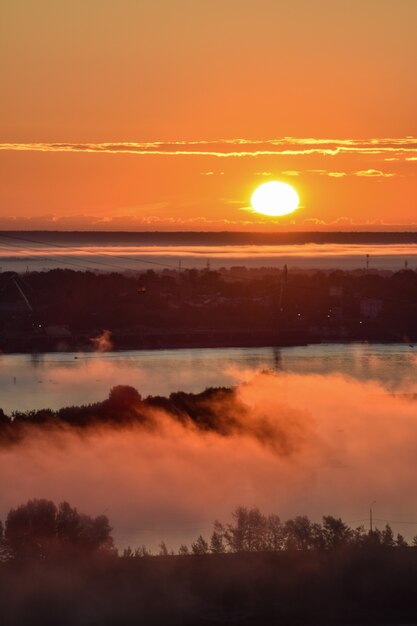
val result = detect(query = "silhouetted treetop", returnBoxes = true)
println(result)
[108,385,142,408]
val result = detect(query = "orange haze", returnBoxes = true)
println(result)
[2,371,417,550]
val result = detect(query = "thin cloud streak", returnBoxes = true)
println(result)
[1,137,417,159]
[355,169,397,178]
[284,169,393,178]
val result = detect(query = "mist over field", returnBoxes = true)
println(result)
[2,370,417,550]
[2,239,417,271]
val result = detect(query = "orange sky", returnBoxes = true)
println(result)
[1,0,416,231]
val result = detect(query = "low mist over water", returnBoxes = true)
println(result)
[1,343,417,414]
[2,368,417,551]
[1,232,417,271]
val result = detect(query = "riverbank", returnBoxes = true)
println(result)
[1,329,309,354]
[0,327,407,354]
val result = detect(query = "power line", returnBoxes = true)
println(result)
[0,232,255,281]
[0,236,150,273]
[0,232,189,273]
[374,518,417,525]
[5,232,401,295]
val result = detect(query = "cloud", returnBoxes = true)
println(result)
[355,169,396,178]
[280,169,387,179]
[302,218,326,226]
[306,169,348,177]
[327,171,347,178]
[2,214,417,235]
[1,137,417,159]
[330,217,354,226]
[0,213,286,231]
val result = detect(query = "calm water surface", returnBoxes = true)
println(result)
[0,343,415,414]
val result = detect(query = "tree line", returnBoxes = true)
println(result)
[0,384,245,443]
[1,500,415,562]
[3,267,417,341]
[125,505,412,558]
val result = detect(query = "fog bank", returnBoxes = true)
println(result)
[1,371,417,548]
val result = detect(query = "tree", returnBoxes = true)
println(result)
[134,545,152,557]
[77,514,114,553]
[0,408,10,427]
[108,386,142,409]
[224,507,268,552]
[158,541,169,556]
[5,499,114,560]
[366,528,382,546]
[178,544,189,555]
[210,530,226,554]
[351,525,367,547]
[265,514,285,552]
[246,507,268,551]
[0,520,11,562]
[191,535,209,555]
[5,499,57,560]
[284,516,317,551]
[381,524,395,547]
[396,533,408,547]
[123,546,134,558]
[57,502,114,554]
[224,507,247,552]
[322,516,352,550]
[56,501,82,545]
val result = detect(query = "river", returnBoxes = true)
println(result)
[1,342,416,414]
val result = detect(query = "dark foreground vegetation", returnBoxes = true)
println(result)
[2,501,417,625]
[2,266,417,351]
[4,548,417,625]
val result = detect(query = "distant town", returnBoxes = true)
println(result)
[1,265,417,352]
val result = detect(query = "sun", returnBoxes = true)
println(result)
[251,181,299,217]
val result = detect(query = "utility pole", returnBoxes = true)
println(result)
[366,254,370,273]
